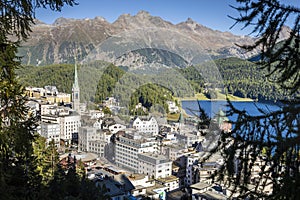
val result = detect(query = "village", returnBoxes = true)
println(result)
[23,63,273,200]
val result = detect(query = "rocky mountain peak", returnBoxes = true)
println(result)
[53,17,76,26]
[186,17,197,24]
[94,16,108,22]
[278,25,292,41]
[136,10,151,18]
[113,11,173,29]
[20,10,260,65]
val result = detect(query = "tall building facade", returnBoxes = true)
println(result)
[115,129,158,172]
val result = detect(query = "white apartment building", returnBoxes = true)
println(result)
[40,122,60,147]
[59,113,81,143]
[41,109,81,145]
[186,152,201,185]
[132,116,159,136]
[41,104,57,116]
[129,174,169,199]
[115,129,158,172]
[137,153,172,179]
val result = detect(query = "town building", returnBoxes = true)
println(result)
[58,111,81,144]
[138,153,172,179]
[78,126,111,157]
[108,123,126,134]
[175,129,202,148]
[41,108,81,145]
[25,86,71,104]
[166,101,179,113]
[190,182,227,200]
[115,129,158,172]
[129,174,169,200]
[132,116,159,136]
[185,152,223,186]
[78,127,99,152]
[155,175,179,192]
[40,122,60,147]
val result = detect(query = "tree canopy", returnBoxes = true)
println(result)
[212,1,300,199]
[0,1,108,199]
[0,0,77,39]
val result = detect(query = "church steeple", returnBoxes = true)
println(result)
[74,57,79,89]
[72,57,80,113]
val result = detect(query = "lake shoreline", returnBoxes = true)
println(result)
[175,93,254,102]
[181,100,282,120]
[176,95,255,102]
[180,98,254,102]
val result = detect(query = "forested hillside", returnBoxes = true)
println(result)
[177,57,293,100]
[129,83,173,115]
[213,57,291,100]
[16,57,294,109]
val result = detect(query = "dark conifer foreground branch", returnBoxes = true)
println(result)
[211,0,300,199]
[229,0,300,93]
[0,1,110,199]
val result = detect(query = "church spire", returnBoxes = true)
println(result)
[74,56,79,89]
[72,55,80,113]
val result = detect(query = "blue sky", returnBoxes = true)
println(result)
[35,0,298,35]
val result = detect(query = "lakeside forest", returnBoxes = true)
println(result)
[17,57,296,112]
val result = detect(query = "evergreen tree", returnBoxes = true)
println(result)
[0,30,42,199]
[213,1,300,199]
[0,0,76,199]
[33,135,59,184]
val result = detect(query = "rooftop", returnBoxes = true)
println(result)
[59,152,98,162]
[156,175,178,183]
[127,173,147,181]
[190,182,210,190]
[194,190,227,200]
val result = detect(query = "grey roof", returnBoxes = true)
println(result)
[190,182,210,190]
[167,189,186,200]
[96,174,135,197]
[194,191,227,200]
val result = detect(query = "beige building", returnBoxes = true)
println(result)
[25,86,71,103]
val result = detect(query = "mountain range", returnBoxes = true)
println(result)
[19,10,290,66]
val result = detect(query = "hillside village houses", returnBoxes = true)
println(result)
[23,61,274,199]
